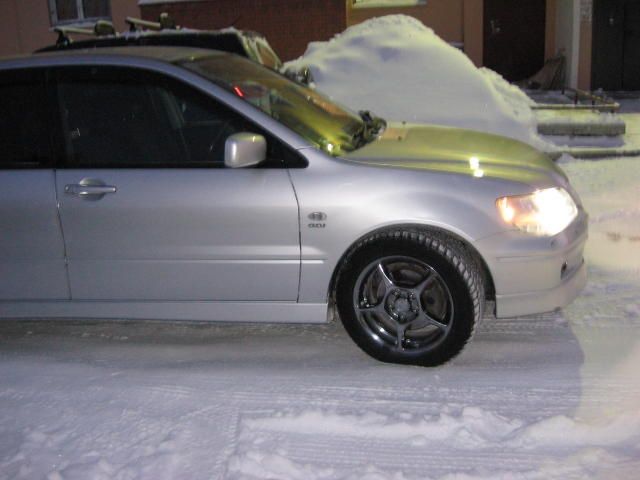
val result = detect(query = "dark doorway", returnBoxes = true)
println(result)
[623,0,640,89]
[483,0,547,82]
[592,0,640,91]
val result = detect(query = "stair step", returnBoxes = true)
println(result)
[536,110,626,136]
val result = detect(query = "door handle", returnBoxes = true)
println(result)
[64,183,117,197]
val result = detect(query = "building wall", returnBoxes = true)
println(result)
[545,0,557,59]
[0,0,139,57]
[112,0,143,32]
[577,0,592,90]
[0,0,52,56]
[462,0,483,67]
[545,0,592,89]
[140,0,347,61]
[0,0,22,57]
[347,0,463,43]
[554,0,577,86]
[346,0,484,67]
[1,0,596,90]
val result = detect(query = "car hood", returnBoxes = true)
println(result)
[341,123,565,185]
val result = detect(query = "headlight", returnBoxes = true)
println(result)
[496,187,578,236]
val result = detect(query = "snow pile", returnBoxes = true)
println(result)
[239,407,524,447]
[228,448,635,480]
[515,410,640,448]
[561,156,640,271]
[285,15,551,151]
[227,406,640,479]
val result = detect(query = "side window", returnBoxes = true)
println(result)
[167,79,258,165]
[57,68,183,167]
[0,70,52,168]
[171,83,307,168]
[55,66,305,168]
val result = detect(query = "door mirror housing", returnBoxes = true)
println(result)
[224,133,267,168]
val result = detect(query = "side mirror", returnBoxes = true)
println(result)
[224,133,267,168]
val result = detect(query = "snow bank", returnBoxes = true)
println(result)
[285,15,551,151]
[240,407,524,448]
[561,157,640,271]
[228,406,640,479]
[235,406,640,451]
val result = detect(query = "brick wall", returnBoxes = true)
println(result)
[140,0,347,61]
[347,0,464,43]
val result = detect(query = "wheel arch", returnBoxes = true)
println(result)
[327,224,496,306]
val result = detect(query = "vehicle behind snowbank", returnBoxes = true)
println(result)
[37,14,283,71]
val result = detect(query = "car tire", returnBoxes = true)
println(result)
[335,229,484,367]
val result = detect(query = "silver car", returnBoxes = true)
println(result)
[0,47,587,366]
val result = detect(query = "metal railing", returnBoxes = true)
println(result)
[531,88,619,113]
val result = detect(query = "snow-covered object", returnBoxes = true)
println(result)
[285,15,552,151]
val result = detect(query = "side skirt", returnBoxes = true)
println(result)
[0,301,328,324]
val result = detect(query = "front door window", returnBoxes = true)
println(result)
[56,67,277,168]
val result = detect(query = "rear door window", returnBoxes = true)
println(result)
[0,69,53,168]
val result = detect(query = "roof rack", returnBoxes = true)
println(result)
[54,19,117,46]
[125,13,178,32]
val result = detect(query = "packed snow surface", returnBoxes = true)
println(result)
[285,15,551,151]
[1,156,640,478]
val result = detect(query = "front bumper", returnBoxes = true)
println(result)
[494,258,586,318]
[474,210,588,318]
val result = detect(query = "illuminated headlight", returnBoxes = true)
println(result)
[496,187,578,236]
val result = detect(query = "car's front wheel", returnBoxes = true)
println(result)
[336,229,484,366]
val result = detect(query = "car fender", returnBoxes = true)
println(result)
[289,153,511,303]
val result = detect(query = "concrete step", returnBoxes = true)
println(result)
[544,112,640,158]
[536,110,626,136]
[555,146,640,159]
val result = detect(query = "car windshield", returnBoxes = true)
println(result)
[181,55,366,155]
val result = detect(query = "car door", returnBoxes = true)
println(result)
[53,65,301,301]
[0,68,70,300]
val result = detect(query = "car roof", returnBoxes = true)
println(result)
[0,46,226,67]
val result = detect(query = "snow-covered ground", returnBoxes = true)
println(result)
[285,15,552,152]
[1,156,639,480]
[616,97,640,114]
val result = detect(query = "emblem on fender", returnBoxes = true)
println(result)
[308,212,327,228]
[308,212,327,221]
